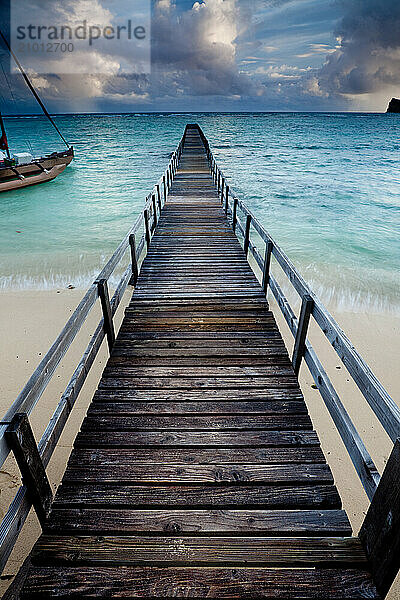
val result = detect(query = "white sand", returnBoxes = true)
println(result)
[0,288,399,597]
[0,288,131,595]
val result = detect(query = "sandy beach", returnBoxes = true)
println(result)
[0,288,132,596]
[0,288,399,597]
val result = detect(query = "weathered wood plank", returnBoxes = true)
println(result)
[31,536,366,567]
[92,389,304,402]
[98,376,300,390]
[74,430,320,448]
[102,366,295,378]
[45,509,351,535]
[80,414,312,431]
[21,566,379,599]
[53,483,341,509]
[87,400,307,415]
[115,333,283,346]
[106,356,290,367]
[66,446,324,465]
[63,462,332,484]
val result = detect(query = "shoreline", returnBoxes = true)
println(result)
[0,288,399,597]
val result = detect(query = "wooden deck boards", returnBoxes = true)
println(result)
[19,126,379,598]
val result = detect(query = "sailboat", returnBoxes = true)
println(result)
[0,30,73,192]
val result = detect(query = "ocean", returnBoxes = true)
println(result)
[0,113,399,314]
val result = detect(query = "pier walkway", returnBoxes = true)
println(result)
[7,126,394,598]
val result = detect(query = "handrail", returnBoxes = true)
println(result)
[200,125,398,503]
[0,130,185,574]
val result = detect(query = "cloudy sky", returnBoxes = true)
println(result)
[0,0,399,112]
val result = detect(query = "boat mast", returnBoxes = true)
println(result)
[0,29,70,149]
[0,111,11,159]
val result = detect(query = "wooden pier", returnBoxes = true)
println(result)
[3,125,400,598]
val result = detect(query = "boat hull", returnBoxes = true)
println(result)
[0,164,67,192]
[0,148,73,183]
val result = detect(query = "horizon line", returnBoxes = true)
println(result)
[3,109,389,117]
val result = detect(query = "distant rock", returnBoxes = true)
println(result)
[387,98,400,113]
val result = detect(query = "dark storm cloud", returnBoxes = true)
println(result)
[151,0,254,98]
[317,0,400,96]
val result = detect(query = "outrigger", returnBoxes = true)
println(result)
[0,29,73,192]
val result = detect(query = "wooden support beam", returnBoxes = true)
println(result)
[220,177,225,204]
[225,185,229,215]
[360,439,400,598]
[5,413,52,527]
[156,184,161,211]
[243,214,251,256]
[129,234,138,286]
[144,209,151,249]
[152,194,158,228]
[232,198,238,232]
[262,240,273,294]
[292,295,314,375]
[97,279,115,352]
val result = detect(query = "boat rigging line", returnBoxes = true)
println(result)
[0,28,70,149]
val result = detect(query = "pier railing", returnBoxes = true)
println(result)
[199,125,400,597]
[0,135,184,575]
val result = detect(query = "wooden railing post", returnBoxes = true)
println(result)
[5,413,52,527]
[97,278,115,352]
[163,175,167,200]
[262,240,273,294]
[156,184,161,211]
[220,177,225,204]
[232,198,238,232]
[243,215,251,256]
[292,294,314,375]
[217,172,221,194]
[144,209,151,249]
[129,234,138,286]
[360,439,400,598]
[152,194,158,228]
[224,185,229,215]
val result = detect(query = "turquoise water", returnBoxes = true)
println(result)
[0,113,399,314]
